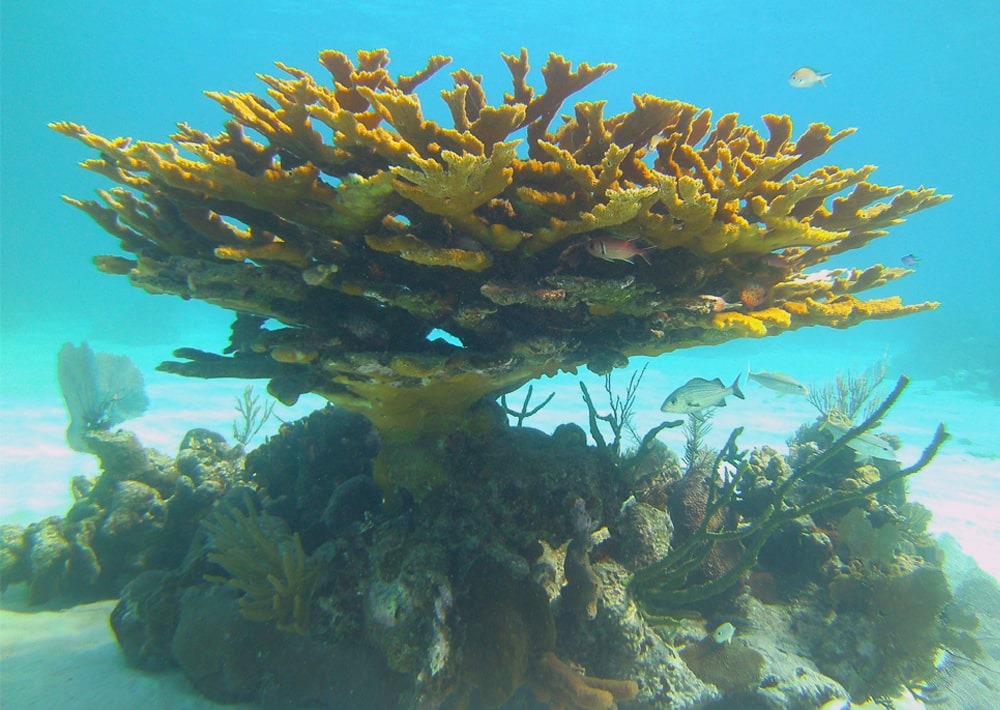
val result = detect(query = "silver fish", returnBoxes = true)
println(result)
[660,375,745,413]
[820,416,898,462]
[788,67,832,88]
[747,367,809,396]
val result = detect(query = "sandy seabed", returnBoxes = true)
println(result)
[0,589,239,710]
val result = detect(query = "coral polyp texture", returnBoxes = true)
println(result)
[54,48,946,490]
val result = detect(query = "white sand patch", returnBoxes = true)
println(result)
[0,590,239,709]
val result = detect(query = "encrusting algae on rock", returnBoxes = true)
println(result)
[53,48,947,494]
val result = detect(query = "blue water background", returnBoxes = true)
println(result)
[2,2,998,531]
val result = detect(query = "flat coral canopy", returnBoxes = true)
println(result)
[54,49,946,436]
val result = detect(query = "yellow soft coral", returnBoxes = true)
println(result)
[365,234,493,271]
[713,312,768,336]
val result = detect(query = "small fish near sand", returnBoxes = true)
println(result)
[820,414,899,462]
[901,253,922,268]
[585,236,655,265]
[788,67,831,88]
[660,375,745,414]
[747,367,809,396]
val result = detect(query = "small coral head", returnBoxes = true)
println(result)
[739,280,768,309]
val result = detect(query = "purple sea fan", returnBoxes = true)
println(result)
[57,341,149,452]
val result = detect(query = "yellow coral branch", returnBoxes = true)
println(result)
[392,141,519,220]
[365,233,493,271]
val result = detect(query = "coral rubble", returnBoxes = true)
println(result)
[54,48,946,492]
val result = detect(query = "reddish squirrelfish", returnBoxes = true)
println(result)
[585,237,654,265]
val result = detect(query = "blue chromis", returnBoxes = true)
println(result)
[660,375,745,414]
[788,67,832,88]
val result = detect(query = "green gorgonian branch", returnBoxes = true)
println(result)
[232,385,276,448]
[500,384,555,427]
[629,375,949,616]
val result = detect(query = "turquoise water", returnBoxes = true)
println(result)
[2,0,998,546]
[3,0,997,342]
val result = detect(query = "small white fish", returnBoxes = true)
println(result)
[660,375,745,414]
[712,622,736,644]
[820,415,898,462]
[747,367,809,396]
[788,67,832,88]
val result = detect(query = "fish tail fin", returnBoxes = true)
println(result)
[819,73,831,87]
[731,375,745,400]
